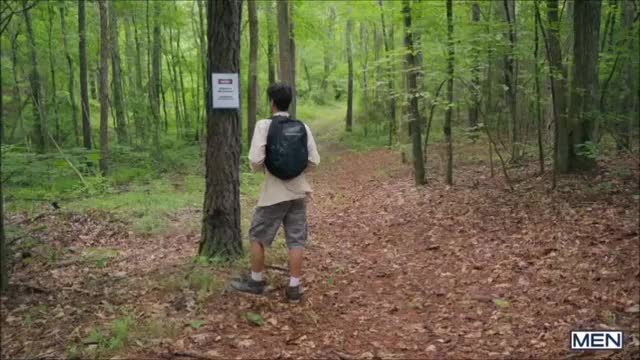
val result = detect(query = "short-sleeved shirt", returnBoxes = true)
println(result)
[248,111,320,207]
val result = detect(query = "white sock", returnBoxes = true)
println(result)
[289,277,300,287]
[251,271,263,282]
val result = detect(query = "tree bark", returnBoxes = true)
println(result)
[568,0,601,171]
[176,28,191,136]
[621,0,637,150]
[98,0,109,175]
[200,0,243,260]
[248,0,258,145]
[24,3,48,153]
[500,0,519,161]
[59,3,79,146]
[266,1,275,85]
[150,1,162,150]
[322,7,336,92]
[534,0,544,174]
[378,0,396,146]
[403,0,426,185]
[79,0,92,150]
[0,33,7,294]
[346,18,353,132]
[542,0,569,174]
[277,0,295,117]
[47,5,61,143]
[108,0,127,145]
[444,0,454,185]
[469,2,480,129]
[360,22,369,135]
[131,15,146,144]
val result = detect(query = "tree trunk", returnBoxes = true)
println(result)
[150,2,162,150]
[403,0,426,185]
[378,0,396,146]
[444,0,454,185]
[24,4,48,153]
[197,0,207,141]
[322,7,336,92]
[131,15,146,144]
[500,0,519,161]
[47,5,61,143]
[9,30,25,143]
[200,0,243,260]
[59,3,80,146]
[108,0,128,145]
[542,0,569,175]
[176,29,191,136]
[360,22,369,135]
[266,1,275,84]
[469,2,480,129]
[98,0,109,175]
[621,0,637,150]
[0,36,7,294]
[568,0,601,171]
[346,18,353,132]
[277,0,295,117]
[289,1,296,115]
[534,0,544,174]
[168,28,183,138]
[79,0,92,150]
[248,0,258,145]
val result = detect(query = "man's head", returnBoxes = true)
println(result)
[267,83,292,113]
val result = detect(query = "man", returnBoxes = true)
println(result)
[231,83,320,303]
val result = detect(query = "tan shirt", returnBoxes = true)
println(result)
[249,112,320,207]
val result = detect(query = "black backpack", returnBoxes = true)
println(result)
[265,115,308,180]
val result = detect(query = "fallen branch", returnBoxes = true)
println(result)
[172,351,217,360]
[266,265,288,272]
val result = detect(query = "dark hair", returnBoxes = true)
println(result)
[267,83,292,111]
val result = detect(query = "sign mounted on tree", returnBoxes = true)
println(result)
[212,73,240,109]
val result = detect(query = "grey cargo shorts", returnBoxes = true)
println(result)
[249,198,307,249]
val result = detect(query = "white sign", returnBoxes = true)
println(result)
[212,73,239,109]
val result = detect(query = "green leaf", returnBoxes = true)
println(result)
[245,311,264,326]
[493,299,510,308]
[189,320,205,329]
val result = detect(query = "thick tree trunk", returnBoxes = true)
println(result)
[403,0,426,185]
[469,2,480,128]
[59,3,80,146]
[568,0,601,171]
[24,4,48,153]
[346,18,353,132]
[200,0,243,260]
[98,0,109,175]
[79,0,92,150]
[108,0,128,145]
[444,0,454,185]
[248,0,258,145]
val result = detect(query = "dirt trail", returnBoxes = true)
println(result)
[165,149,639,359]
[2,145,639,359]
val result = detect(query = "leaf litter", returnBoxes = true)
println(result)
[1,148,639,359]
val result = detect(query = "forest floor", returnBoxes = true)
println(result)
[1,124,640,359]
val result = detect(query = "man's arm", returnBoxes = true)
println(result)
[248,121,267,172]
[306,125,320,169]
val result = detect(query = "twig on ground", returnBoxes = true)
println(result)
[172,351,217,360]
[266,265,288,272]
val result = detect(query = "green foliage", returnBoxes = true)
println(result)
[189,319,205,330]
[575,141,601,161]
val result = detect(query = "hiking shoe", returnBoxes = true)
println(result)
[285,285,302,303]
[230,275,266,295]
